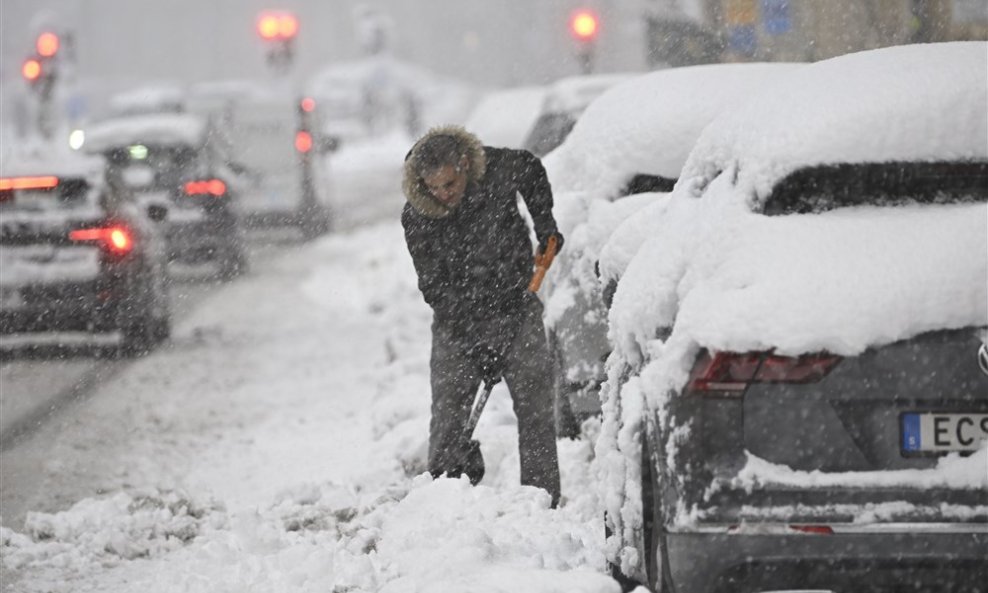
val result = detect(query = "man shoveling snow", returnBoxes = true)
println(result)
[401,126,564,507]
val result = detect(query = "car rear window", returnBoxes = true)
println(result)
[107,145,199,192]
[762,161,988,215]
[523,113,577,157]
[0,178,91,212]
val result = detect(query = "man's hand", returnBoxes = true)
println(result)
[468,343,504,383]
[538,232,564,256]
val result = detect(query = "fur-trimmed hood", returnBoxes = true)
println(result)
[402,125,487,219]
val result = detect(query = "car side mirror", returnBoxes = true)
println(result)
[318,135,341,153]
[147,204,168,222]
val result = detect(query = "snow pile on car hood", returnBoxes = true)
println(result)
[597,194,676,285]
[543,62,804,198]
[545,192,663,326]
[681,42,988,208]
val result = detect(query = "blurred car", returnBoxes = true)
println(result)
[188,81,337,238]
[0,156,171,354]
[540,63,802,436]
[83,111,249,278]
[522,73,634,157]
[603,42,988,592]
[464,85,547,149]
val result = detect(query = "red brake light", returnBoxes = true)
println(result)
[687,350,841,395]
[0,176,59,191]
[789,525,834,535]
[70,225,134,255]
[728,524,834,535]
[184,179,226,197]
[295,130,313,153]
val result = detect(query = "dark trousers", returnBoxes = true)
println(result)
[428,295,561,507]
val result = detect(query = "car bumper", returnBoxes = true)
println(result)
[0,280,121,332]
[666,524,988,593]
[164,217,241,263]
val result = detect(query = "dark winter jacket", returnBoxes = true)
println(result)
[401,126,559,343]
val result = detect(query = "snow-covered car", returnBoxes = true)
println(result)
[541,63,803,436]
[602,42,988,592]
[0,156,171,354]
[84,112,248,278]
[464,85,547,149]
[523,73,634,157]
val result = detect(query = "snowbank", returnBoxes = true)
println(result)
[1,220,616,592]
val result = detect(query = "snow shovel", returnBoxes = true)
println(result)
[451,235,560,483]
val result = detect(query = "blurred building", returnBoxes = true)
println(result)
[645,0,988,65]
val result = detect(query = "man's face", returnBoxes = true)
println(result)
[423,160,468,209]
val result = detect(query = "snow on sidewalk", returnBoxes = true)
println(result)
[1,222,616,593]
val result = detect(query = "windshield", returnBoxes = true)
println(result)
[763,161,988,215]
[106,145,201,193]
[522,113,576,157]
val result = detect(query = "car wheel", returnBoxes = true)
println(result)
[118,297,156,357]
[117,267,166,356]
[299,207,331,240]
[152,313,171,344]
[217,247,248,281]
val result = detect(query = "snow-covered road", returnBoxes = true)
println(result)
[0,135,619,592]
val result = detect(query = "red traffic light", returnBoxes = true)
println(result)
[294,130,313,153]
[570,9,599,42]
[22,58,43,82]
[36,32,60,57]
[300,97,316,113]
[257,11,298,40]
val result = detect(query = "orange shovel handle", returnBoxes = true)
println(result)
[528,235,558,293]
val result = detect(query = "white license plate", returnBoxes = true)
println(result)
[901,413,988,453]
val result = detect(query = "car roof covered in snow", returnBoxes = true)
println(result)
[465,85,548,149]
[0,151,104,181]
[681,41,988,207]
[544,62,804,197]
[108,84,187,116]
[83,113,208,153]
[540,72,636,115]
[609,43,988,362]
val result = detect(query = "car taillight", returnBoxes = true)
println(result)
[0,176,59,191]
[686,350,841,396]
[69,225,134,255]
[728,524,834,535]
[184,179,226,197]
[295,130,313,153]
